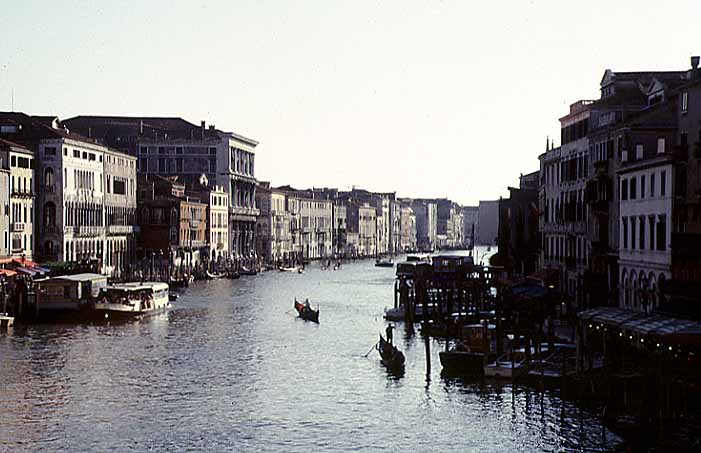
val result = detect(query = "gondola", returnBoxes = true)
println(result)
[294,299,319,323]
[377,334,405,371]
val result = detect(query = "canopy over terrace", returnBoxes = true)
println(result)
[579,307,701,349]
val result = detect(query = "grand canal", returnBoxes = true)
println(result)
[0,251,621,452]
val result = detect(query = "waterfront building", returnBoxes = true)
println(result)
[0,147,10,258]
[62,116,260,261]
[256,182,292,263]
[189,178,229,266]
[477,200,499,246]
[0,138,34,259]
[584,68,687,308]
[103,148,137,278]
[345,201,377,257]
[540,100,592,306]
[495,172,540,276]
[411,199,437,252]
[389,198,401,255]
[332,202,348,257]
[137,175,208,278]
[462,206,479,249]
[666,57,701,311]
[399,203,417,252]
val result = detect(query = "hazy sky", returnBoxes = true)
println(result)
[1,1,699,205]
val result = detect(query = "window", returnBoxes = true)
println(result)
[44,168,54,188]
[630,177,637,200]
[89,153,96,161]
[650,173,655,197]
[208,147,217,155]
[621,178,628,200]
[630,217,636,250]
[657,138,665,154]
[622,218,628,249]
[73,150,80,158]
[657,215,666,250]
[158,147,166,155]
[661,171,666,196]
[113,179,126,195]
[10,156,16,167]
[140,146,148,154]
[649,217,655,250]
[640,175,645,199]
[639,218,645,250]
[139,158,147,172]
[682,91,689,113]
[636,144,644,160]
[82,152,87,159]
[176,147,183,155]
[63,148,68,156]
[176,158,183,172]
[158,158,166,172]
[44,147,57,156]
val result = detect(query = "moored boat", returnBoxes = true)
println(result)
[375,257,394,267]
[294,299,319,323]
[91,282,171,321]
[240,267,257,276]
[440,323,497,375]
[377,334,405,371]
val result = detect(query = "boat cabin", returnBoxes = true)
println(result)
[37,273,108,312]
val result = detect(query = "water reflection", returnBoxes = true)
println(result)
[0,251,620,452]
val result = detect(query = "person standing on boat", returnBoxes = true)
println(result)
[386,324,394,345]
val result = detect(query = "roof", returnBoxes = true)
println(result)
[0,137,31,152]
[107,282,169,291]
[45,273,107,282]
[578,306,701,339]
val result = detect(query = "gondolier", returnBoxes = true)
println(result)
[386,324,394,345]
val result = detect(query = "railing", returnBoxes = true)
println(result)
[43,226,57,234]
[11,223,24,232]
[229,206,260,217]
[76,226,104,237]
[106,225,137,235]
[44,185,56,193]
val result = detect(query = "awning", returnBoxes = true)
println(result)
[16,267,37,276]
[32,266,50,274]
[579,306,701,339]
[0,269,17,276]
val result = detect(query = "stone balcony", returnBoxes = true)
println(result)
[11,223,24,232]
[106,225,138,235]
[229,206,260,218]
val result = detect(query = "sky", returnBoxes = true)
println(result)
[1,0,699,205]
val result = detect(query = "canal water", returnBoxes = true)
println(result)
[0,250,621,452]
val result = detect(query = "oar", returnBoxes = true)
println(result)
[363,341,379,357]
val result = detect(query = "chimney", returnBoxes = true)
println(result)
[692,56,700,70]
[200,120,205,140]
[209,124,215,131]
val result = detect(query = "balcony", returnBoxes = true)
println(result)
[11,189,34,199]
[74,226,103,237]
[44,185,56,194]
[229,206,260,218]
[43,226,57,234]
[106,225,137,235]
[11,223,24,232]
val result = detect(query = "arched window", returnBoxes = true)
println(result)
[44,167,54,188]
[43,202,56,227]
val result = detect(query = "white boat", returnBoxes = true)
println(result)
[279,266,302,273]
[484,351,528,379]
[92,282,171,321]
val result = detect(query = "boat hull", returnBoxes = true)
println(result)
[439,351,491,374]
[294,301,319,323]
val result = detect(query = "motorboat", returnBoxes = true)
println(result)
[91,282,171,321]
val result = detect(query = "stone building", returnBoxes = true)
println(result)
[412,199,437,252]
[103,148,137,278]
[62,116,259,261]
[540,100,592,306]
[0,138,34,259]
[665,56,701,311]
[256,182,291,263]
[137,175,208,278]
[0,148,10,258]
[399,202,417,252]
[477,200,499,246]
[462,206,479,249]
[584,68,687,308]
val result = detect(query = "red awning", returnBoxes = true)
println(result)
[0,269,17,276]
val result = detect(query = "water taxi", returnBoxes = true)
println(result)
[92,282,171,321]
